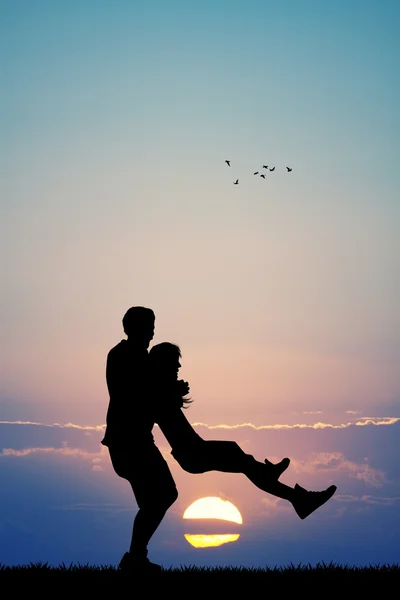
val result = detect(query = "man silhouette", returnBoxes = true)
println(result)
[101,306,188,573]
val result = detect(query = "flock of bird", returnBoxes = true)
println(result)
[225,160,292,185]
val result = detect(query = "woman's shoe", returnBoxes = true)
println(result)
[292,484,337,519]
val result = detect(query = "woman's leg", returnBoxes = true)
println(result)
[173,440,336,518]
[201,440,289,480]
[173,440,289,479]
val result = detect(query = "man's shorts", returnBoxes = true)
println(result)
[108,442,178,508]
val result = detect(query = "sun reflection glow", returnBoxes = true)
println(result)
[184,534,240,548]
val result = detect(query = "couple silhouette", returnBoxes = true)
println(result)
[101,306,337,574]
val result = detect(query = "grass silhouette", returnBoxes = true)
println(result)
[1,561,398,592]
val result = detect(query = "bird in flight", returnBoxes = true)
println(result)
[225,160,231,166]
[233,179,239,185]
[286,167,292,172]
[269,166,275,171]
[253,171,259,175]
[260,174,265,179]
[262,165,268,169]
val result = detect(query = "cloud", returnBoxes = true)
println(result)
[1,418,399,479]
[260,495,292,518]
[0,444,111,477]
[0,420,105,431]
[0,421,104,453]
[331,493,400,513]
[55,503,132,512]
[360,495,400,506]
[1,418,399,502]
[1,415,398,436]
[192,417,399,430]
[284,451,386,487]
[0,447,96,457]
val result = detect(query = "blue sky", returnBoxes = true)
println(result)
[1,0,399,568]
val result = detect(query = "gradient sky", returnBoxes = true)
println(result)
[1,0,399,568]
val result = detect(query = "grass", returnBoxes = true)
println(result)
[1,561,399,592]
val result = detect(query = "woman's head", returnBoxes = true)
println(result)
[149,342,192,408]
[149,342,181,380]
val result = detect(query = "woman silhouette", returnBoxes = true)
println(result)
[150,342,337,520]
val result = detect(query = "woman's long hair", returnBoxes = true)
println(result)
[149,342,193,409]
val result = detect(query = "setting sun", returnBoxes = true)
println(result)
[183,497,243,524]
[183,497,242,548]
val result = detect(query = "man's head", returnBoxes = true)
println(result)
[122,306,155,348]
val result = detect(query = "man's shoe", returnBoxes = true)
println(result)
[265,457,290,479]
[118,552,162,574]
[292,484,337,520]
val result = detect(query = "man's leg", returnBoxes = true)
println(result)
[123,445,178,572]
[109,445,178,572]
